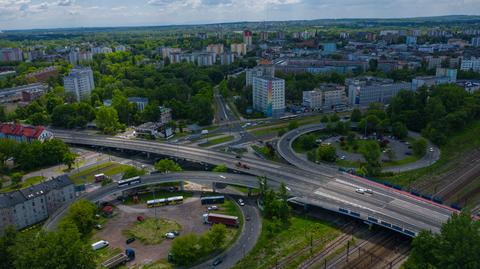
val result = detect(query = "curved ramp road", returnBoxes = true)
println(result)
[53,130,456,235]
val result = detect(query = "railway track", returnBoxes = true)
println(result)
[273,220,357,269]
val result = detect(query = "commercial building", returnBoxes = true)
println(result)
[0,48,23,62]
[303,84,347,111]
[411,68,457,91]
[347,77,411,107]
[243,30,253,47]
[0,175,75,231]
[461,57,480,72]
[0,83,48,104]
[252,76,285,118]
[63,67,95,102]
[0,123,53,143]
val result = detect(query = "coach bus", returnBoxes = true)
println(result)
[117,176,141,187]
[201,195,225,205]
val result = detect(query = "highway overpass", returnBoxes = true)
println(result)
[54,130,458,236]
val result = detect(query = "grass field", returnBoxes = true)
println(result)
[0,176,45,192]
[250,126,286,136]
[381,120,480,187]
[123,218,181,245]
[251,145,280,161]
[199,135,234,147]
[69,162,132,184]
[232,215,339,269]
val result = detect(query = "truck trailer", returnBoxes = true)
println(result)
[203,213,239,227]
[101,249,135,269]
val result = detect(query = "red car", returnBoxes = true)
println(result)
[137,216,145,222]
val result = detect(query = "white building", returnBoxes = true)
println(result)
[246,61,275,86]
[303,84,347,111]
[230,43,247,56]
[91,46,113,55]
[252,76,285,118]
[63,67,95,102]
[461,57,480,72]
[347,77,411,107]
[471,37,480,47]
[195,52,216,66]
[68,51,93,65]
[206,44,224,55]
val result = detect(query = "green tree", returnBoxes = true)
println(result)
[351,108,362,122]
[316,144,337,162]
[170,234,201,266]
[62,199,97,237]
[0,226,17,269]
[412,138,428,157]
[288,120,299,131]
[154,159,182,173]
[10,172,23,186]
[122,167,146,179]
[320,115,329,123]
[330,113,340,122]
[96,106,121,134]
[299,134,316,150]
[405,210,480,269]
[207,224,227,247]
[361,141,382,176]
[392,122,408,139]
[63,152,77,170]
[212,164,228,173]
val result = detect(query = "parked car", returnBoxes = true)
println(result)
[212,257,223,266]
[238,199,245,206]
[126,238,136,244]
[165,232,176,239]
[208,205,219,211]
[137,216,145,222]
[170,231,180,236]
[94,224,103,230]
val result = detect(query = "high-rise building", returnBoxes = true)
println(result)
[252,77,285,118]
[246,60,275,86]
[461,57,480,72]
[471,37,480,47]
[253,76,285,118]
[206,44,224,55]
[243,30,253,46]
[219,53,235,66]
[230,43,247,56]
[260,31,269,41]
[63,67,95,102]
[91,46,113,55]
[68,51,93,65]
[302,84,347,111]
[195,52,216,66]
[0,48,23,62]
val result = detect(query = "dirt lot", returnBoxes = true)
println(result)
[93,194,211,267]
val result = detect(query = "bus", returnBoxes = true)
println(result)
[117,176,141,187]
[201,195,225,205]
[146,196,184,208]
[147,198,167,208]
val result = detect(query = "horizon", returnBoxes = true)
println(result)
[1,0,480,31]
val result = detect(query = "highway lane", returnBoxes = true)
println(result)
[54,130,455,234]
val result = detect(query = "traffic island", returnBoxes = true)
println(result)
[123,218,181,245]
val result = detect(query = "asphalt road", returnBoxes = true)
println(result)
[53,129,456,234]
[193,197,261,269]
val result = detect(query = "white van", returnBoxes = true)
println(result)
[91,240,109,250]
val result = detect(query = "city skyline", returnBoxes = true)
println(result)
[1,0,480,30]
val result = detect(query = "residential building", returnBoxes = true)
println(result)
[457,80,480,94]
[63,67,95,102]
[0,175,75,231]
[231,43,247,56]
[115,45,127,52]
[246,60,275,86]
[197,32,208,40]
[195,52,216,66]
[0,48,23,62]
[471,37,480,47]
[447,38,468,48]
[206,44,224,55]
[91,46,113,55]
[411,68,456,90]
[406,36,417,45]
[127,97,149,112]
[252,76,285,118]
[157,47,182,60]
[168,52,195,64]
[0,83,48,104]
[461,57,480,72]
[219,53,235,65]
[68,51,93,64]
[339,32,350,39]
[260,31,269,41]
[322,43,337,54]
[435,68,457,83]
[25,66,59,83]
[303,84,347,111]
[243,30,253,47]
[347,77,411,107]
[0,123,53,143]
[276,31,285,40]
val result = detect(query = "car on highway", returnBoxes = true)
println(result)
[219,175,226,179]
[165,232,176,239]
[238,198,245,206]
[245,215,251,221]
[365,189,373,194]
[208,205,219,211]
[126,237,135,244]
[355,188,366,194]
[212,257,223,266]
[340,155,346,160]
[235,155,242,159]
[429,147,434,152]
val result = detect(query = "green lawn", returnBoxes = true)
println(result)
[230,185,259,195]
[123,218,181,245]
[250,126,286,136]
[232,215,339,269]
[0,176,45,192]
[199,135,234,147]
[382,155,420,167]
[251,145,280,161]
[69,162,132,184]
[381,120,480,188]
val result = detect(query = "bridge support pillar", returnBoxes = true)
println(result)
[146,152,150,159]
[212,182,217,193]
[179,181,184,191]
[304,203,309,212]
[248,187,252,197]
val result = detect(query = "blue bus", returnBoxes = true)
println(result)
[201,195,225,205]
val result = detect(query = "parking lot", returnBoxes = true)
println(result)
[93,195,211,266]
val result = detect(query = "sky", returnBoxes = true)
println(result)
[1,0,480,30]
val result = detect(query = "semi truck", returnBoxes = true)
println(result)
[203,213,239,227]
[101,249,135,269]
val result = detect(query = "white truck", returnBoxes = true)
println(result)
[91,240,109,251]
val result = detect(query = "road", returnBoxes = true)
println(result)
[193,197,261,269]
[54,129,457,235]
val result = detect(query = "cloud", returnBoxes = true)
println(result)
[56,0,74,6]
